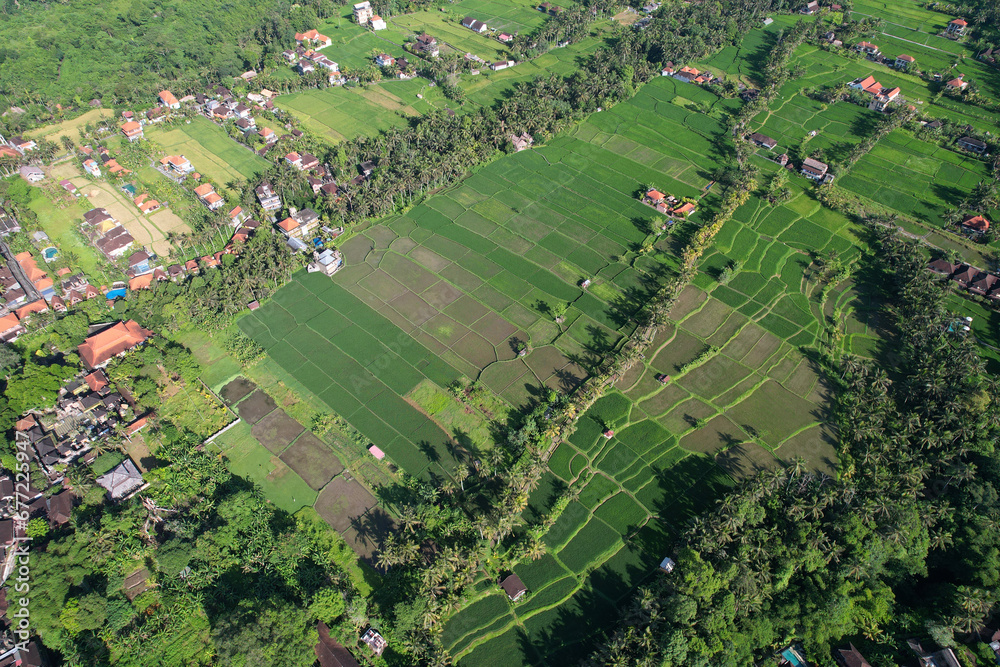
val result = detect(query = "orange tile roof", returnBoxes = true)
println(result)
[77,320,153,368]
[134,194,148,205]
[229,206,243,218]
[128,273,155,290]
[34,277,53,292]
[963,215,990,232]
[204,192,223,205]
[278,217,299,232]
[16,300,48,320]
[646,189,665,201]
[84,370,109,391]
[14,415,36,431]
[121,121,142,133]
[950,18,967,25]
[194,183,214,197]
[0,313,20,332]
[159,90,179,106]
[673,202,696,216]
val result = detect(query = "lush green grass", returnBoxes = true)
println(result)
[212,421,318,513]
[26,184,110,281]
[144,117,270,189]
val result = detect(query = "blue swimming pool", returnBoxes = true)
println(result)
[42,246,58,260]
[105,288,127,300]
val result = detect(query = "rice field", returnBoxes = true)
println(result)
[244,1,1000,661]
[144,117,271,186]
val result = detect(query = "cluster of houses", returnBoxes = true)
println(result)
[0,133,36,161]
[0,247,68,341]
[82,207,136,260]
[928,251,1000,300]
[848,74,902,111]
[459,15,515,44]
[354,2,387,30]
[286,47,344,85]
[82,145,130,178]
[643,189,697,218]
[661,62,718,85]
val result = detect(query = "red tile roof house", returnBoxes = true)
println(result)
[158,90,180,109]
[947,18,967,35]
[0,313,25,343]
[121,121,143,142]
[895,54,915,70]
[927,258,959,276]
[194,183,225,211]
[672,202,697,218]
[946,74,968,91]
[673,66,701,83]
[78,320,153,368]
[959,214,990,234]
[855,41,880,56]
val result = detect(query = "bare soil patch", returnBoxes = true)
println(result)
[252,409,305,454]
[314,476,379,532]
[280,432,344,490]
[237,390,277,424]
[221,377,256,405]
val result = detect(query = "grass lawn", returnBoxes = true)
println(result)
[25,182,110,281]
[143,117,270,190]
[26,108,113,146]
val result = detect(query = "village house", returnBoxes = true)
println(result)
[277,208,320,239]
[0,207,20,237]
[672,202,697,217]
[801,157,829,180]
[145,106,168,123]
[194,183,225,211]
[158,90,180,109]
[7,135,36,154]
[462,17,488,33]
[951,264,979,288]
[855,41,880,57]
[308,248,344,276]
[0,313,25,343]
[673,65,702,83]
[235,117,256,133]
[19,166,44,183]
[354,1,374,24]
[229,206,248,227]
[957,136,987,154]
[947,18,967,35]
[83,158,102,177]
[95,226,135,259]
[133,194,160,214]
[491,60,514,71]
[959,214,990,234]
[414,33,440,58]
[500,574,527,602]
[969,273,999,296]
[801,1,819,14]
[96,457,146,501]
[128,251,152,275]
[376,53,396,68]
[661,62,676,76]
[749,132,777,150]
[510,132,534,151]
[361,629,387,656]
[498,32,513,43]
[259,127,278,145]
[927,259,959,277]
[895,54,915,70]
[256,184,282,212]
[946,74,968,91]
[295,29,332,47]
[160,155,193,176]
[78,320,153,369]
[370,15,387,30]
[121,121,143,142]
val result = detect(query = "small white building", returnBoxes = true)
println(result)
[307,248,344,276]
[19,166,44,183]
[370,14,387,30]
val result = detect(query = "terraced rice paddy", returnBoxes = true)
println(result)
[240,2,1000,661]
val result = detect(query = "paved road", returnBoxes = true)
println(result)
[0,239,41,302]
